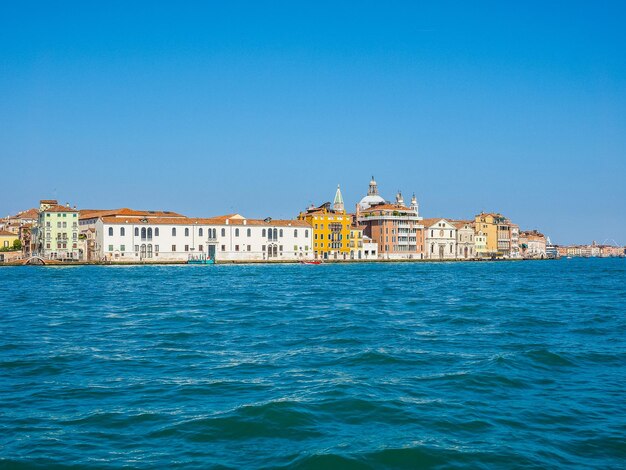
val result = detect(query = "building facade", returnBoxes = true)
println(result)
[90,214,313,262]
[422,218,457,260]
[454,220,475,259]
[356,179,423,259]
[519,230,547,259]
[474,212,511,258]
[33,200,80,260]
[298,186,352,260]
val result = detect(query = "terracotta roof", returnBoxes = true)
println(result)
[360,204,413,213]
[80,208,187,220]
[421,218,455,228]
[41,204,79,213]
[40,199,58,204]
[0,230,17,237]
[451,220,473,229]
[100,216,311,228]
[14,208,39,219]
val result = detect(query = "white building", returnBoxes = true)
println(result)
[362,235,378,260]
[422,218,457,260]
[83,212,313,262]
[454,220,475,259]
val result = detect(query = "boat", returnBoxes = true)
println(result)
[187,255,215,265]
[300,260,322,265]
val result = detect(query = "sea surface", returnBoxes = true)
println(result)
[1,259,625,469]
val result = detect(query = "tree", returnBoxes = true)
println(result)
[12,239,22,251]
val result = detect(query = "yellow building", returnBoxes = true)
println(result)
[0,230,19,251]
[474,212,510,258]
[348,225,364,260]
[298,185,352,260]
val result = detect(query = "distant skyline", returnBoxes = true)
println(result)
[2,2,625,245]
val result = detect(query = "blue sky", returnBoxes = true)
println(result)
[2,1,625,245]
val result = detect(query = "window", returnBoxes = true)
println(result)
[184,245,189,252]
[120,227,125,236]
[247,245,251,251]
[135,228,139,236]
[221,245,226,251]
[279,229,283,237]
[198,245,203,251]
[73,233,77,240]
[294,229,298,238]
[199,228,203,236]
[135,245,139,252]
[247,228,251,237]
[172,228,177,236]
[108,227,113,236]
[147,227,153,240]
[154,245,159,253]
[185,228,189,236]
[294,245,298,251]
[262,229,266,237]
[235,228,239,237]
[172,245,176,251]
[235,245,239,251]
[155,228,159,236]
[120,245,126,251]
[431,244,434,253]
[147,244,153,258]
[141,227,146,240]
[262,245,266,251]
[221,228,226,237]
[46,243,50,249]
[273,228,278,240]
[108,245,113,251]
[305,230,308,237]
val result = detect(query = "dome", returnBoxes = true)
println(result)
[359,194,386,210]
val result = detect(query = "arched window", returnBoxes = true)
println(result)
[147,228,153,240]
[120,227,125,236]
[262,229,266,237]
[108,227,113,236]
[221,228,226,237]
[199,228,203,236]
[294,229,298,238]
[155,228,159,237]
[273,228,278,239]
[247,228,251,237]
[135,228,139,236]
[235,228,239,237]
[172,227,176,236]
[185,228,189,236]
[141,227,146,240]
[148,244,153,258]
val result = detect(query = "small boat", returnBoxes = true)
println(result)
[187,255,215,265]
[300,260,322,265]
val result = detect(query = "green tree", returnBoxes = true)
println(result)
[12,239,22,251]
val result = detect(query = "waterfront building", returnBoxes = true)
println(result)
[422,218,457,260]
[519,230,547,259]
[298,186,352,260]
[475,230,488,258]
[91,214,313,262]
[474,212,511,258]
[0,230,19,250]
[453,220,475,259]
[509,223,521,259]
[356,178,423,259]
[348,225,364,260]
[33,200,80,260]
[362,235,378,260]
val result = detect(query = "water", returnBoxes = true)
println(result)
[1,259,625,469]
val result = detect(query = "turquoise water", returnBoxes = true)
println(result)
[1,259,625,469]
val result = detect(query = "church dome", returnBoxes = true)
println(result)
[359,194,386,210]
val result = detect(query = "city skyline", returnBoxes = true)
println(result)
[2,2,625,245]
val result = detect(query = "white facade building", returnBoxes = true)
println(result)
[422,218,457,260]
[86,213,313,262]
[454,220,476,259]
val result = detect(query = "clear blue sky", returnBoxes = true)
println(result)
[2,1,625,245]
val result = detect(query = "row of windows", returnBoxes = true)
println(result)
[45,213,77,218]
[106,226,310,238]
